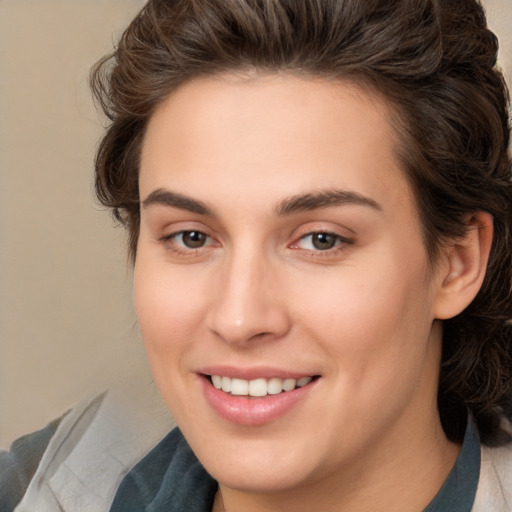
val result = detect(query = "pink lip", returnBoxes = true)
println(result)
[198,365,315,380]
[199,374,319,426]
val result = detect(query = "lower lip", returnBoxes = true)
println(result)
[201,376,318,426]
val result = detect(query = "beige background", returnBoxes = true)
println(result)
[0,0,511,448]
[0,0,151,448]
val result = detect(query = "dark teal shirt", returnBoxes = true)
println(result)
[109,418,480,512]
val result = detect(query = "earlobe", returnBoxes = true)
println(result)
[434,212,493,320]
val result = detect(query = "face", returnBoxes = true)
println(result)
[135,74,447,493]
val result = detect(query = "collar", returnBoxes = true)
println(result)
[424,415,480,512]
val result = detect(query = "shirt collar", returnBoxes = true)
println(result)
[424,414,480,512]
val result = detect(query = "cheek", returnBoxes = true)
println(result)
[296,252,434,390]
[133,254,211,421]
[299,263,427,340]
[133,254,207,363]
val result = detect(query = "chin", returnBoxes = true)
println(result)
[209,462,312,494]
[189,431,321,493]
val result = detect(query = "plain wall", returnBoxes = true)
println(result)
[0,0,511,448]
[0,0,152,448]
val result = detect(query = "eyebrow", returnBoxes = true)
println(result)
[275,189,382,215]
[141,187,382,216]
[142,188,213,215]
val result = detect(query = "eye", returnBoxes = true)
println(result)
[293,232,351,252]
[178,230,208,248]
[162,230,215,251]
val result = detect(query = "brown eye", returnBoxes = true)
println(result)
[181,231,208,248]
[311,233,337,250]
[293,231,351,253]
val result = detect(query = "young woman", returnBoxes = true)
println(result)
[89,0,512,510]
[4,0,512,511]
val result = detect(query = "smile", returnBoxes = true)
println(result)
[201,372,320,425]
[210,375,313,397]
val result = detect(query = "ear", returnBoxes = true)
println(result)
[433,212,493,320]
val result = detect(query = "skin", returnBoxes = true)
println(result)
[134,73,490,511]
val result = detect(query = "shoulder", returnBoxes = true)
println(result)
[472,442,512,512]
[10,384,173,512]
[0,416,63,512]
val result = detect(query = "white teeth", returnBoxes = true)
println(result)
[212,375,222,389]
[282,378,296,391]
[248,378,267,397]
[210,375,314,396]
[230,378,249,396]
[221,376,232,393]
[267,377,283,395]
[297,377,312,387]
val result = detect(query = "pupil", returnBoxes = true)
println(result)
[183,231,206,248]
[312,233,336,250]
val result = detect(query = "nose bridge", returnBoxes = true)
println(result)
[207,242,289,345]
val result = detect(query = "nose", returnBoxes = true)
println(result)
[205,249,291,346]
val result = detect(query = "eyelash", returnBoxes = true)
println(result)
[160,230,353,256]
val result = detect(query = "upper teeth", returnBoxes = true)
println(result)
[210,375,312,397]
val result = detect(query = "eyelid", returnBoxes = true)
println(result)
[156,219,216,241]
[290,220,354,242]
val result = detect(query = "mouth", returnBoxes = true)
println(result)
[207,375,318,397]
[199,367,321,425]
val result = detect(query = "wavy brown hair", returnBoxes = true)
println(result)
[91,0,512,445]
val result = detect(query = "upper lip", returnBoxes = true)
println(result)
[198,365,319,381]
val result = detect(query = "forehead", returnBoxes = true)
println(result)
[139,73,413,217]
